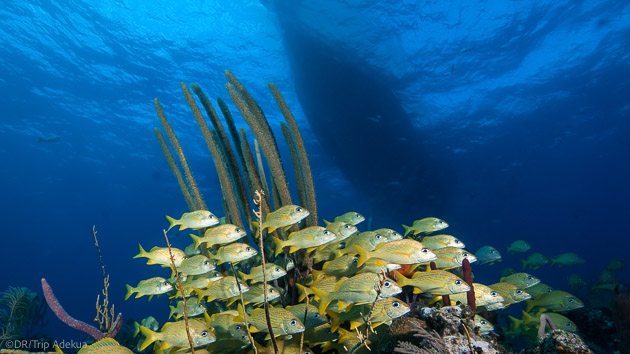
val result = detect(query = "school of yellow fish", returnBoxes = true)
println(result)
[93,207,595,353]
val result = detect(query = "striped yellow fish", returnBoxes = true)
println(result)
[431,247,477,269]
[328,297,410,332]
[489,282,531,306]
[329,211,365,225]
[227,283,280,306]
[323,221,359,242]
[133,244,186,267]
[190,224,247,249]
[272,226,336,256]
[285,303,328,328]
[207,310,249,341]
[373,228,404,241]
[209,243,258,265]
[402,217,448,236]
[310,272,402,314]
[194,276,249,302]
[139,318,215,351]
[394,269,469,296]
[176,254,215,276]
[500,272,540,289]
[125,277,173,301]
[320,255,362,277]
[236,304,305,339]
[238,263,287,283]
[166,210,219,231]
[175,271,224,298]
[526,282,554,299]
[343,231,390,252]
[168,297,206,319]
[313,243,344,262]
[296,275,337,302]
[78,338,133,353]
[485,302,506,311]
[303,323,339,344]
[421,234,465,249]
[446,283,504,307]
[256,204,310,233]
[254,337,314,354]
[354,239,438,267]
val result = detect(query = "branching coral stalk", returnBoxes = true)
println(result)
[461,320,474,352]
[92,226,114,332]
[349,271,388,353]
[231,264,257,354]
[253,190,279,354]
[164,230,195,354]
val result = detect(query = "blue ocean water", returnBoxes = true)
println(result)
[1,0,628,346]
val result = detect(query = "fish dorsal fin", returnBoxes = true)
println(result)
[333,278,348,292]
[149,246,161,252]
[85,338,120,349]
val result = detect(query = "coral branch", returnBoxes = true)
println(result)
[41,278,117,341]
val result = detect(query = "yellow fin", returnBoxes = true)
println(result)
[165,215,177,231]
[337,300,350,312]
[323,219,331,226]
[272,236,284,257]
[310,287,330,315]
[138,326,158,351]
[289,246,299,253]
[394,271,409,287]
[250,326,260,333]
[349,320,363,330]
[124,284,135,300]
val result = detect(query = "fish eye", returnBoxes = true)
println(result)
[270,289,275,293]
[376,234,382,239]
[393,301,400,308]
[547,289,553,292]
[569,298,575,303]
[355,213,360,218]
[490,250,495,253]
[528,276,533,280]
[567,322,572,327]
[163,282,169,286]
[290,319,297,326]
[296,207,302,212]
[204,261,210,265]
[314,313,320,318]
[463,253,469,257]
[235,325,241,330]
[455,240,460,244]
[481,320,487,325]
[327,329,332,334]
[201,331,208,337]
[324,230,329,235]
[275,267,280,272]
[246,247,251,251]
[384,281,391,288]
[352,258,359,264]
[490,292,498,297]
[516,290,523,294]
[422,248,429,253]
[344,225,350,229]
[235,228,241,232]
[455,280,462,285]
[241,335,246,340]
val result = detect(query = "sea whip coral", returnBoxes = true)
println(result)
[462,258,476,317]
[41,278,121,340]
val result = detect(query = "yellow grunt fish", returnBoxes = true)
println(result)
[357,258,401,274]
[166,210,219,231]
[285,303,328,328]
[330,211,365,225]
[296,276,337,302]
[489,282,531,306]
[236,304,305,339]
[551,252,584,266]
[169,298,206,320]
[190,224,247,249]
[323,222,359,242]
[255,205,310,233]
[500,272,540,289]
[394,269,469,295]
[134,244,186,267]
[525,290,584,312]
[328,297,410,332]
[354,239,438,267]
[430,247,477,269]
[227,283,280,306]
[78,338,133,354]
[475,246,502,265]
[446,283,504,307]
[320,255,362,277]
[125,277,173,301]
[139,318,215,351]
[272,226,336,256]
[238,263,287,283]
[310,272,402,314]
[402,217,448,236]
[209,243,258,265]
[507,240,531,254]
[474,315,495,335]
[343,231,391,252]
[373,228,404,241]
[194,276,249,302]
[526,282,554,299]
[176,255,215,276]
[421,234,465,249]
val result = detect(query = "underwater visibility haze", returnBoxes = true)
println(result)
[1,0,629,352]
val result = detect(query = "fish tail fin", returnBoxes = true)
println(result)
[353,245,369,267]
[508,315,522,330]
[272,236,284,257]
[323,219,331,226]
[521,310,535,326]
[393,271,409,287]
[310,287,330,315]
[237,271,248,280]
[133,244,147,259]
[525,300,535,312]
[190,233,203,250]
[311,269,323,281]
[138,325,159,351]
[168,305,176,319]
[326,310,341,332]
[124,284,134,300]
[402,224,411,237]
[165,215,178,232]
[234,303,246,323]
[296,283,310,302]
[521,259,527,270]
